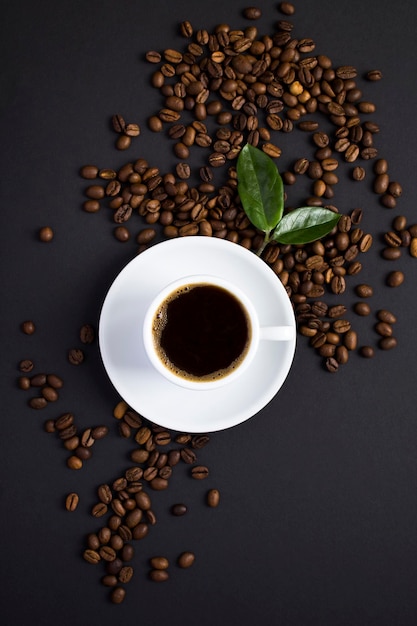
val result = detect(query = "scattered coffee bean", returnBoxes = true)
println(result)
[150,556,169,570]
[354,302,371,316]
[68,348,84,365]
[149,569,169,582]
[83,549,101,564]
[177,551,195,569]
[19,359,34,373]
[355,284,373,298]
[377,309,397,324]
[18,376,31,390]
[21,320,35,335]
[379,336,397,350]
[110,587,126,604]
[67,456,83,470]
[243,7,262,20]
[386,270,404,287]
[47,374,64,389]
[279,1,295,14]
[360,346,375,358]
[41,386,59,402]
[39,226,54,242]
[65,493,80,512]
[207,489,220,508]
[29,397,48,409]
[80,324,95,344]
[191,465,209,480]
[171,503,188,516]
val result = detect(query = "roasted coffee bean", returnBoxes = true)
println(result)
[79,324,95,344]
[153,431,171,446]
[110,587,126,604]
[354,302,371,316]
[243,6,262,19]
[207,489,220,508]
[180,447,197,464]
[30,373,47,387]
[328,305,347,318]
[102,575,118,587]
[355,284,373,298]
[191,465,209,480]
[80,164,99,179]
[143,467,158,482]
[150,556,169,570]
[67,455,83,470]
[379,336,397,350]
[118,566,134,584]
[81,428,95,447]
[98,484,112,504]
[39,226,54,242]
[360,346,375,358]
[21,320,35,335]
[18,376,31,390]
[125,509,143,529]
[171,503,188,516]
[92,425,109,440]
[41,386,58,402]
[135,491,151,511]
[168,449,181,466]
[75,444,93,460]
[150,477,169,490]
[366,69,383,81]
[344,330,358,351]
[382,247,402,260]
[158,466,172,480]
[19,359,34,373]
[68,348,84,365]
[377,309,397,324]
[191,434,210,449]
[131,449,149,464]
[46,373,63,389]
[149,569,169,582]
[55,412,74,430]
[135,426,152,444]
[177,551,195,568]
[386,270,404,287]
[98,528,112,546]
[29,397,48,409]
[92,503,108,518]
[375,322,393,337]
[325,357,339,373]
[65,492,79,512]
[83,549,101,564]
[132,523,149,541]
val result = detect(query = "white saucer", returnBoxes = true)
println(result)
[98,237,296,433]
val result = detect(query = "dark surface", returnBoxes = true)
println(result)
[1,1,417,624]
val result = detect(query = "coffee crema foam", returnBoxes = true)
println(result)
[151,283,251,382]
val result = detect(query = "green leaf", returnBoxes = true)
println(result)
[237,144,284,233]
[272,207,340,245]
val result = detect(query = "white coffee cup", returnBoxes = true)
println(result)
[143,274,295,390]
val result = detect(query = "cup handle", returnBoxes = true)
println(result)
[259,326,295,341]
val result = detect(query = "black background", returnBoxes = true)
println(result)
[1,1,417,624]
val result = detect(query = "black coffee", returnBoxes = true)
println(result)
[152,283,251,381]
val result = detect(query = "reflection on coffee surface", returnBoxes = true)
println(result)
[152,283,251,381]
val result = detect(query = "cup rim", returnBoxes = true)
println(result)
[142,274,260,390]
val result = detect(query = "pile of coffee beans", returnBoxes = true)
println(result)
[45,413,109,470]
[79,4,415,372]
[18,358,64,410]
[80,400,215,603]
[17,327,219,605]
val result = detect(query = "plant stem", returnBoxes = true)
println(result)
[256,231,271,257]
